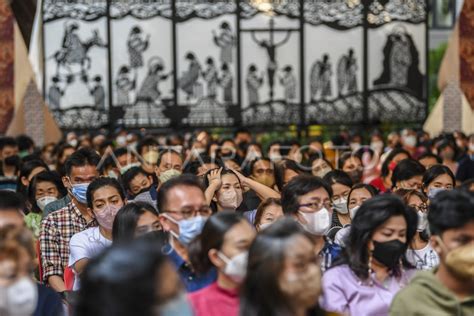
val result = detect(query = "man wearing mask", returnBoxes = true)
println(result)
[40,148,100,292]
[390,190,474,315]
[158,175,215,292]
[281,175,341,272]
[155,149,183,184]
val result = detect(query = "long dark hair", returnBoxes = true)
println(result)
[422,164,455,193]
[240,218,315,316]
[188,211,245,274]
[337,194,417,280]
[112,202,159,243]
[16,159,49,199]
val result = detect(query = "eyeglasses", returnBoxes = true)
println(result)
[163,206,213,219]
[299,201,332,212]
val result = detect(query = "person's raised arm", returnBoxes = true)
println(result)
[231,169,280,201]
[205,168,222,205]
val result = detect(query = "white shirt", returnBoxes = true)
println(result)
[406,242,440,271]
[69,226,112,290]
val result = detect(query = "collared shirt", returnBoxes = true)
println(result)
[43,195,72,217]
[40,201,97,281]
[321,264,415,315]
[165,245,217,293]
[319,238,341,273]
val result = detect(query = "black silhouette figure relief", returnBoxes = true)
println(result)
[127,26,150,73]
[219,63,233,104]
[115,65,136,106]
[279,65,296,103]
[48,76,65,110]
[337,48,358,97]
[251,18,291,102]
[202,57,219,99]
[180,52,202,101]
[213,21,235,65]
[51,22,105,77]
[136,56,170,105]
[246,64,264,107]
[310,54,333,101]
[373,25,423,98]
[88,75,106,111]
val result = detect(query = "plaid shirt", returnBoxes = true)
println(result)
[40,201,97,281]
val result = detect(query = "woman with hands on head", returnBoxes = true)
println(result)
[204,167,280,214]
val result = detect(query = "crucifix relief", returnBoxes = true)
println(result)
[250,18,292,102]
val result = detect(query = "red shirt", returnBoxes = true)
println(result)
[369,177,388,193]
[188,282,239,316]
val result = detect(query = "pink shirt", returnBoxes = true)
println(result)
[188,282,239,316]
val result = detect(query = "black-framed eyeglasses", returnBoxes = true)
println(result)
[163,206,213,219]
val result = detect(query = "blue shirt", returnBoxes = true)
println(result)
[320,238,342,273]
[166,245,217,293]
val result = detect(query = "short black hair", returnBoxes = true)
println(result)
[136,137,159,156]
[391,159,425,189]
[0,137,18,151]
[249,157,273,175]
[417,152,442,164]
[113,147,132,160]
[156,149,182,167]
[121,167,149,193]
[182,155,221,175]
[323,170,353,188]
[156,174,204,212]
[234,127,251,138]
[0,190,25,212]
[274,159,306,191]
[428,190,474,236]
[64,147,100,176]
[381,148,411,177]
[281,175,332,215]
[16,159,49,198]
[86,177,126,209]
[16,135,35,152]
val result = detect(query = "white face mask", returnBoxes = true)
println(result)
[370,141,384,152]
[332,198,349,214]
[0,277,38,316]
[417,211,428,232]
[258,222,272,231]
[158,169,182,184]
[403,136,417,147]
[298,208,331,236]
[217,251,248,283]
[36,196,58,212]
[349,205,360,219]
[217,189,243,210]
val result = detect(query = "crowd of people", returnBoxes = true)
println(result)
[0,127,473,316]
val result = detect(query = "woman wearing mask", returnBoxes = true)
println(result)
[188,212,256,316]
[321,195,417,315]
[334,183,378,246]
[16,159,49,200]
[205,168,279,213]
[241,218,326,316]
[370,148,410,193]
[323,170,353,240]
[338,152,363,184]
[309,155,333,178]
[395,189,439,270]
[69,177,126,290]
[26,171,67,238]
[436,141,458,175]
[422,164,455,200]
[112,202,161,243]
[0,226,64,316]
[253,198,284,231]
[76,236,193,316]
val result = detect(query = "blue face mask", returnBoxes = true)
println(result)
[164,214,207,246]
[428,187,446,199]
[71,183,90,204]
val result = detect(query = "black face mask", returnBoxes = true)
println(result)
[4,155,20,167]
[372,239,406,269]
[348,168,363,184]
